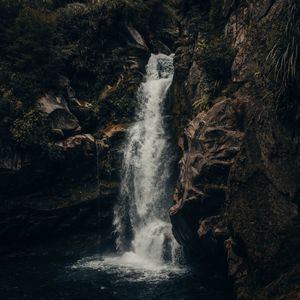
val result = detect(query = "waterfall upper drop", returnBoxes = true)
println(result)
[113,53,179,267]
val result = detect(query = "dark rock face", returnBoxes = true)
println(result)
[171,0,300,299]
[226,98,300,299]
[0,131,120,254]
[171,97,245,257]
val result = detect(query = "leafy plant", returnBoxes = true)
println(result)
[10,110,50,148]
[193,95,210,111]
[193,37,235,110]
[267,0,300,86]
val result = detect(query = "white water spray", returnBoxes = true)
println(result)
[112,53,179,268]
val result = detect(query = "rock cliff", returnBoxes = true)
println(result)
[171,0,300,299]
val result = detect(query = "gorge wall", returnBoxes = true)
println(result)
[0,0,299,299]
[170,0,300,299]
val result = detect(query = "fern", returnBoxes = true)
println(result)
[192,95,209,111]
[267,0,300,85]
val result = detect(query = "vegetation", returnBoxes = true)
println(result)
[182,0,234,111]
[193,36,235,110]
[10,110,50,148]
[245,0,300,126]
[0,0,176,157]
[267,0,300,87]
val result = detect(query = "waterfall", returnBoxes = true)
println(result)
[113,53,179,267]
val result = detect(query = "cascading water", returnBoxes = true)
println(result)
[66,54,232,300]
[112,53,179,268]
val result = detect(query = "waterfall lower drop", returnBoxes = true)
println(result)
[109,53,180,269]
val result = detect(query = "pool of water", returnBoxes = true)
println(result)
[0,252,233,300]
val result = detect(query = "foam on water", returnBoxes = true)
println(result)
[113,54,178,265]
[73,53,181,274]
[71,254,186,283]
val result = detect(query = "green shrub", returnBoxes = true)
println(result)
[10,110,50,148]
[200,37,235,82]
[267,0,300,86]
[0,5,63,105]
[193,37,235,110]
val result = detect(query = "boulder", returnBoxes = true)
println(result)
[37,93,81,136]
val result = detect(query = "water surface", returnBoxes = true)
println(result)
[0,253,232,300]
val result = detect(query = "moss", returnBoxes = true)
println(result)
[193,36,235,110]
[199,37,235,83]
[98,71,144,125]
[10,110,50,148]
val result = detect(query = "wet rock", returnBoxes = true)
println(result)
[177,97,244,205]
[171,98,244,258]
[224,237,248,298]
[50,128,65,140]
[170,206,203,254]
[199,216,229,241]
[102,124,128,139]
[127,25,148,51]
[37,93,81,136]
[56,134,95,150]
